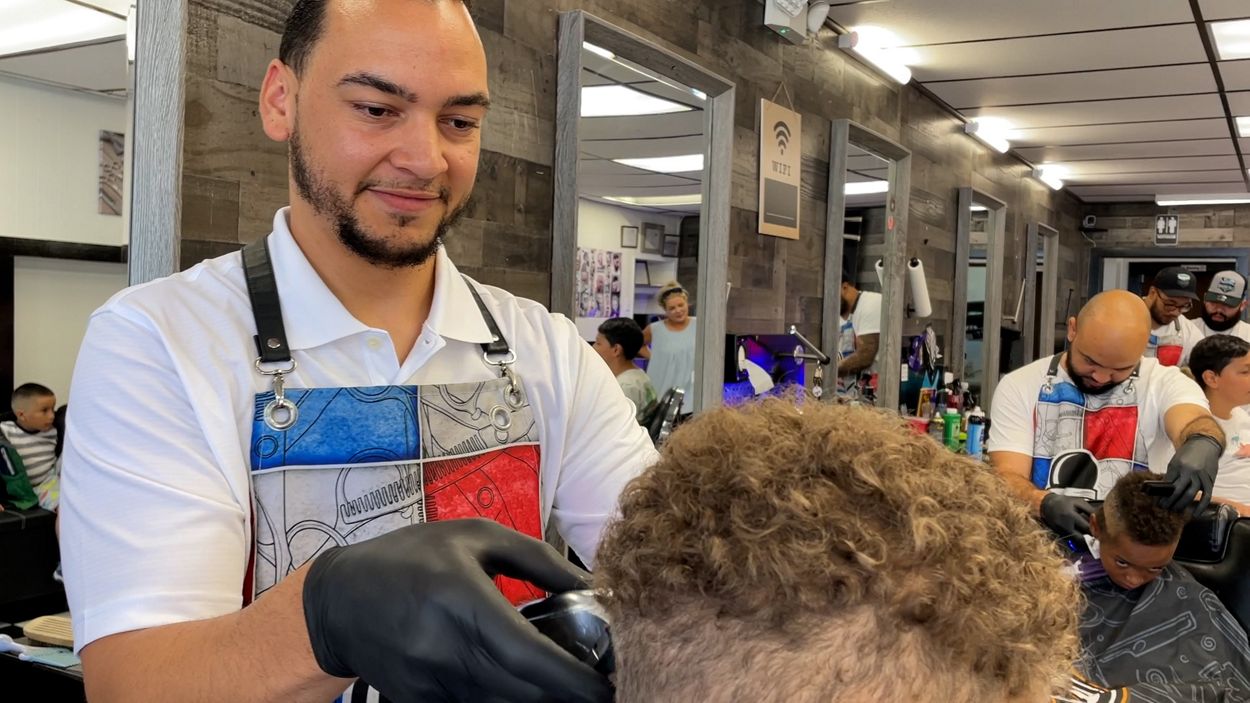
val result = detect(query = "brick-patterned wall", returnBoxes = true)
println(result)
[179,0,1090,351]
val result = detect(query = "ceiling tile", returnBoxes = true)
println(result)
[1065,169,1244,185]
[1010,118,1232,146]
[578,135,706,160]
[927,64,1217,109]
[1014,139,1237,161]
[826,0,1192,46]
[1071,183,1248,197]
[909,25,1207,82]
[965,94,1225,130]
[579,110,704,141]
[1200,0,1250,20]
[1050,156,1241,174]
[0,39,126,93]
[1220,60,1250,90]
[1226,90,1250,114]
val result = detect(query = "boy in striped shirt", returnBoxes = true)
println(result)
[1,383,60,511]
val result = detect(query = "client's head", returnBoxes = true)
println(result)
[1089,471,1188,591]
[596,398,1079,702]
[1188,333,1250,409]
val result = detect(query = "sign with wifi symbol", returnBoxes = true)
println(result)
[774,121,792,154]
[758,99,802,240]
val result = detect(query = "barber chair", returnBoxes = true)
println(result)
[645,388,685,446]
[1173,505,1250,634]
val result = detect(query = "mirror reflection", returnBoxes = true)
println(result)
[964,203,990,404]
[574,43,706,420]
[837,144,890,401]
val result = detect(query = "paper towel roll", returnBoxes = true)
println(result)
[908,258,932,318]
[874,259,885,288]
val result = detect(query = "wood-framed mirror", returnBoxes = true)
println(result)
[551,10,734,415]
[952,188,1006,410]
[822,120,911,411]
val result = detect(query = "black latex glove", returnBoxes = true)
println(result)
[1163,433,1222,515]
[303,518,612,703]
[1040,492,1095,537]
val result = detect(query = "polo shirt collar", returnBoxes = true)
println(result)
[265,208,493,351]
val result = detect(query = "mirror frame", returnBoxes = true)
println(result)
[551,10,735,414]
[952,187,1006,409]
[823,120,911,410]
[1022,222,1059,363]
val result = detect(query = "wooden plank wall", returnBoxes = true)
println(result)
[180,0,1091,360]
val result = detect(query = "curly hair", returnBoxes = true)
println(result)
[596,397,1080,702]
[1094,471,1189,546]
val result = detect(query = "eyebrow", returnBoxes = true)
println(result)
[1113,554,1167,569]
[337,72,491,110]
[1080,350,1135,372]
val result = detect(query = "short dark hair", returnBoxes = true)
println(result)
[12,383,53,408]
[598,317,644,360]
[1095,472,1189,546]
[280,0,472,75]
[1188,334,1250,390]
[841,265,857,289]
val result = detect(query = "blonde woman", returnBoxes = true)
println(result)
[640,282,696,415]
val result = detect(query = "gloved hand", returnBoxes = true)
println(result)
[1163,433,1222,515]
[303,518,612,703]
[1040,492,1095,537]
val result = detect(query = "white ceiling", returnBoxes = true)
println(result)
[578,49,707,215]
[826,0,1250,203]
[0,0,128,98]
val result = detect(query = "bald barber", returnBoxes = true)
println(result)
[988,290,1225,538]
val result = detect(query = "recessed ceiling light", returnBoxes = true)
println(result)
[1236,116,1250,138]
[845,181,889,195]
[614,154,704,174]
[1210,19,1250,61]
[0,0,126,57]
[603,194,702,207]
[580,85,693,118]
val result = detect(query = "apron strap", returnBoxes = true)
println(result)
[1046,353,1062,378]
[461,275,513,358]
[241,237,291,363]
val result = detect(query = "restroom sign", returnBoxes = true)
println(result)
[1155,215,1179,246]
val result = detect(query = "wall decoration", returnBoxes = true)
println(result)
[640,222,665,254]
[757,98,801,239]
[663,234,680,257]
[98,130,125,216]
[637,261,651,286]
[620,225,639,248]
[576,248,622,318]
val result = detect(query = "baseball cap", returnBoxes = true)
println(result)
[1205,270,1247,306]
[1152,266,1199,300]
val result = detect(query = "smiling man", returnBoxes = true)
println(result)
[60,1,653,702]
[988,290,1224,541]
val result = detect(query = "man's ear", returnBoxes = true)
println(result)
[1067,317,1078,343]
[1203,368,1221,390]
[259,59,297,143]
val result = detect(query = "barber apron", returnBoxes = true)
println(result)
[1147,318,1185,367]
[238,237,544,614]
[1031,354,1149,501]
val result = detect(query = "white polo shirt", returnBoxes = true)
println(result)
[60,208,657,653]
[1193,316,1250,344]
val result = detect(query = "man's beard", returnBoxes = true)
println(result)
[1064,353,1123,397]
[840,298,851,317]
[290,126,469,269]
[1148,304,1170,328]
[1203,309,1239,331]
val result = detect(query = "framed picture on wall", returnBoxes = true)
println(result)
[638,261,651,286]
[620,225,639,248]
[662,235,680,257]
[640,222,664,254]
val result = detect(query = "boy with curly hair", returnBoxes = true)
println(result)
[595,398,1081,702]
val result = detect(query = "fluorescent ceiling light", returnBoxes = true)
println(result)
[965,119,1012,153]
[1034,165,1067,191]
[580,85,693,118]
[845,181,889,195]
[1236,116,1250,138]
[1156,194,1250,206]
[837,27,914,84]
[614,154,704,174]
[603,194,702,207]
[969,205,989,212]
[0,0,126,57]
[1210,19,1250,60]
[583,42,614,60]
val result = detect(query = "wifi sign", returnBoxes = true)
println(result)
[773,121,792,154]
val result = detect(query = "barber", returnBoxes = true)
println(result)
[836,267,883,393]
[60,1,653,701]
[987,290,1224,538]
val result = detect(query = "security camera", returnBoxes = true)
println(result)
[1082,215,1097,229]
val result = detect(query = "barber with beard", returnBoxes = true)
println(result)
[1194,270,1250,342]
[987,290,1225,538]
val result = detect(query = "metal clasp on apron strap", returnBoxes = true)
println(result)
[1046,353,1139,394]
[242,237,301,431]
[463,275,525,410]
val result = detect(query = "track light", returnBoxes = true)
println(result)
[964,119,1011,153]
[837,28,912,84]
[1033,165,1067,191]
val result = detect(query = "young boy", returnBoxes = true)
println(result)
[1187,333,1250,515]
[1076,471,1250,692]
[592,318,657,424]
[1,383,61,511]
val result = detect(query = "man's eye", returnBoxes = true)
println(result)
[356,104,393,119]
